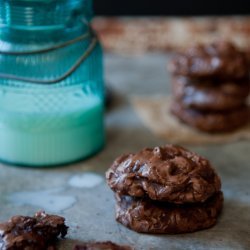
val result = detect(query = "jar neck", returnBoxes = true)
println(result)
[0,23,89,44]
[0,0,92,43]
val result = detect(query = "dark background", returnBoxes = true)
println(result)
[94,0,250,16]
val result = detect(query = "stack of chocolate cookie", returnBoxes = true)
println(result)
[169,41,250,133]
[106,145,223,234]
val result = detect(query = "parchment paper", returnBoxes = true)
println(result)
[132,95,250,145]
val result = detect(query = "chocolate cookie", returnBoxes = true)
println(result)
[171,101,250,133]
[74,241,133,250]
[0,211,68,250]
[168,41,249,79]
[172,76,250,111]
[115,192,223,234]
[106,145,221,204]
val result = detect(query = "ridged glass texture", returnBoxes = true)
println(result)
[0,0,105,166]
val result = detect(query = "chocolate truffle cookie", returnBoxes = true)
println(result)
[172,76,250,111]
[0,211,68,250]
[74,241,133,250]
[115,192,223,234]
[106,145,221,204]
[169,41,249,79]
[171,101,250,133]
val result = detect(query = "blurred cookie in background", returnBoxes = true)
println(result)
[171,76,250,111]
[169,41,250,133]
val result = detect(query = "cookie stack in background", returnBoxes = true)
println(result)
[169,41,250,133]
[106,145,223,234]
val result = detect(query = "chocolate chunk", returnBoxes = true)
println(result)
[115,192,223,234]
[171,76,250,111]
[168,41,249,79]
[106,145,221,204]
[0,211,68,250]
[74,241,133,250]
[171,101,250,133]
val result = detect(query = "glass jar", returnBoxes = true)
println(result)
[0,0,105,166]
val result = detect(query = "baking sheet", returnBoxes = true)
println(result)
[0,52,249,250]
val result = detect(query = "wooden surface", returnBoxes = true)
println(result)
[93,17,250,54]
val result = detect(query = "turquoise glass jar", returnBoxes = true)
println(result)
[0,0,105,166]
